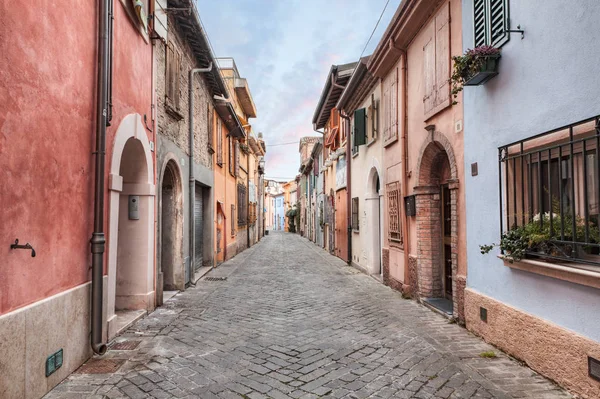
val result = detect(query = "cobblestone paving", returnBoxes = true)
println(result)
[46,232,571,399]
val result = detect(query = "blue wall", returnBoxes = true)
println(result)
[462,0,600,341]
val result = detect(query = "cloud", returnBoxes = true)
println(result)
[197,0,402,179]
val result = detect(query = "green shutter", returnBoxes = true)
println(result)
[489,0,509,47]
[473,0,487,47]
[354,108,367,146]
[474,0,509,48]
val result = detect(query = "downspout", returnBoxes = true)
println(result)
[341,113,352,264]
[247,144,250,248]
[393,43,411,288]
[188,63,213,283]
[90,0,110,356]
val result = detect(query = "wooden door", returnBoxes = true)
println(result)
[442,185,452,299]
[335,189,348,261]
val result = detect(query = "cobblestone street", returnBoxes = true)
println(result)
[45,232,571,399]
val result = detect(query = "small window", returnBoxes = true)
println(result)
[352,197,359,231]
[473,0,510,48]
[387,182,403,245]
[166,41,182,111]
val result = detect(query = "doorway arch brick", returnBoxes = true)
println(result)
[414,130,461,318]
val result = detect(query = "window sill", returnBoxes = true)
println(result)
[353,229,359,234]
[352,152,359,159]
[165,103,184,121]
[366,138,377,147]
[499,255,600,289]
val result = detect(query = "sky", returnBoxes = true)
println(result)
[197,0,402,181]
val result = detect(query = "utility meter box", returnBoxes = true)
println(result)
[128,195,140,220]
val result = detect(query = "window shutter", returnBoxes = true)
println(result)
[474,0,509,48]
[174,50,181,110]
[489,0,509,47]
[473,0,487,47]
[423,33,435,116]
[390,68,398,140]
[354,108,367,146]
[435,2,450,110]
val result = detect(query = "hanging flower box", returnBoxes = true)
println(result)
[450,46,501,103]
[464,54,501,86]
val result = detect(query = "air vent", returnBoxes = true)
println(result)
[204,276,227,281]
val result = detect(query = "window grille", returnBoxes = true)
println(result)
[231,205,235,236]
[387,182,402,244]
[499,115,600,266]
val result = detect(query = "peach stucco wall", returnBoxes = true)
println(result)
[465,288,600,399]
[383,0,466,289]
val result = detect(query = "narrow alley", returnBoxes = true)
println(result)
[45,232,569,399]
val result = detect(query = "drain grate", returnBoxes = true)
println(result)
[76,359,125,374]
[204,276,227,281]
[109,340,141,351]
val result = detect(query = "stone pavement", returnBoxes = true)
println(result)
[45,232,571,399]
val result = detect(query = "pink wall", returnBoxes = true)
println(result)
[0,1,154,315]
[0,1,96,314]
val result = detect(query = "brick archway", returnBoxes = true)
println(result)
[414,131,460,317]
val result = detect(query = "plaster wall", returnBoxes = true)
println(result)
[213,121,238,263]
[0,0,95,315]
[350,84,384,275]
[382,0,466,292]
[462,0,600,342]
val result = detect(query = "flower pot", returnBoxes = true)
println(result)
[464,54,501,86]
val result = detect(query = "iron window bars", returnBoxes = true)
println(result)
[498,115,600,266]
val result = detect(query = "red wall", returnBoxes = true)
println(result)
[0,1,154,315]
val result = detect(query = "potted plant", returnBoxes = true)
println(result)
[450,45,501,103]
[480,208,600,263]
[239,143,250,154]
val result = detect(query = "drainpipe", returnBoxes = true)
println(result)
[247,145,250,248]
[340,113,352,264]
[90,0,110,356]
[188,63,213,283]
[393,44,411,288]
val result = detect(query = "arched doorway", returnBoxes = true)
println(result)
[107,114,155,339]
[158,159,184,306]
[366,167,383,275]
[414,134,459,316]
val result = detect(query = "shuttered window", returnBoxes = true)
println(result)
[237,184,247,226]
[216,117,223,166]
[354,108,367,147]
[351,197,359,231]
[207,104,214,154]
[231,205,235,236]
[166,42,182,111]
[229,137,236,177]
[382,67,398,146]
[474,0,509,48]
[423,2,451,120]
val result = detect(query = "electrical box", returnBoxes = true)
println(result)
[404,195,416,217]
[128,196,140,220]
